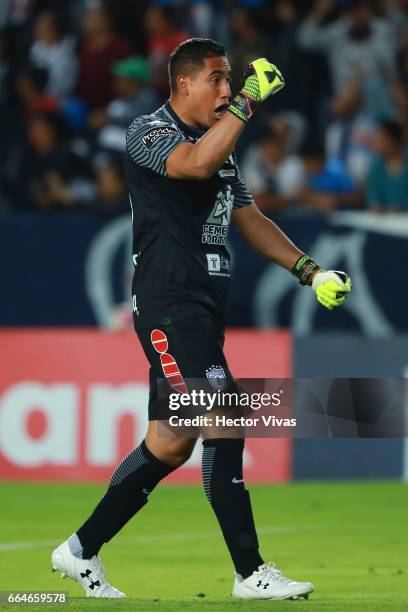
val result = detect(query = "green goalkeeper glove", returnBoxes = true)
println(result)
[228,58,285,123]
[292,255,352,310]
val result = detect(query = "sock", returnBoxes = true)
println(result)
[68,533,83,558]
[202,438,264,578]
[72,440,175,559]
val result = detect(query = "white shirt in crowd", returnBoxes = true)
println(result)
[242,146,305,199]
[30,36,78,99]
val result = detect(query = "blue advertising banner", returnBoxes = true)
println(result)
[229,210,408,334]
[1,210,407,333]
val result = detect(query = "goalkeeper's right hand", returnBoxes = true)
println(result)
[228,58,285,124]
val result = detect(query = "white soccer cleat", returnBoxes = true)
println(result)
[232,562,314,600]
[51,540,126,598]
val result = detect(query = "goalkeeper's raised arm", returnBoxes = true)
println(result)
[166,57,284,180]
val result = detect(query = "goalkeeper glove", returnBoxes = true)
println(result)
[292,255,351,310]
[228,58,285,123]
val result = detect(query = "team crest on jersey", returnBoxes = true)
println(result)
[206,365,227,390]
[202,185,234,246]
[206,185,234,226]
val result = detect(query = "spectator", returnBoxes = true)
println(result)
[298,140,360,211]
[27,111,70,208]
[77,2,133,111]
[188,0,215,38]
[298,0,403,121]
[0,0,405,216]
[88,154,128,215]
[228,6,272,92]
[30,10,78,99]
[300,1,407,187]
[187,0,230,47]
[397,25,408,128]
[242,120,305,211]
[104,0,149,54]
[268,0,332,129]
[382,0,408,41]
[26,111,94,210]
[89,56,158,139]
[92,56,159,153]
[398,26,408,90]
[0,30,12,111]
[144,4,188,98]
[0,0,36,64]
[243,124,360,213]
[366,119,408,211]
[16,65,59,121]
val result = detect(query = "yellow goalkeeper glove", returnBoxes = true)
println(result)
[228,58,285,123]
[292,255,351,310]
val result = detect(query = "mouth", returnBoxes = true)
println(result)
[214,103,229,119]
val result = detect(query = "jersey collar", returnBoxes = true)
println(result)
[164,101,206,139]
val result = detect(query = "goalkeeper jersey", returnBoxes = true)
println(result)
[125,101,254,329]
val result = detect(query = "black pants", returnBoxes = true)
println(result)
[136,316,234,421]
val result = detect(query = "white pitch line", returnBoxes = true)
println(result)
[0,523,359,553]
[0,539,61,552]
[0,524,362,553]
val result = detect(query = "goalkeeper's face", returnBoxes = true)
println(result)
[184,56,232,128]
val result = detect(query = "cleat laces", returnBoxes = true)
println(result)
[255,563,295,585]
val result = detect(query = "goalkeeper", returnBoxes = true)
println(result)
[51,38,351,601]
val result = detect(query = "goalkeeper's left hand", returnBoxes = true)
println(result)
[228,58,285,123]
[311,270,351,310]
[291,255,351,310]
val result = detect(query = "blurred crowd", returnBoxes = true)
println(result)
[0,0,407,216]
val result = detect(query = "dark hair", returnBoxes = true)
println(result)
[168,37,226,92]
[37,9,70,39]
[20,65,49,92]
[156,4,178,24]
[299,140,325,159]
[378,119,404,145]
[31,111,66,143]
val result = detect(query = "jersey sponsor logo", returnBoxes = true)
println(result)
[206,365,227,390]
[206,254,221,272]
[202,185,234,246]
[218,169,236,178]
[206,254,230,277]
[140,126,179,150]
[202,224,228,246]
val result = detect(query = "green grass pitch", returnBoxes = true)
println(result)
[0,481,407,611]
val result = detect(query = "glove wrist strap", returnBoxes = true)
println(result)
[292,255,321,286]
[228,91,260,123]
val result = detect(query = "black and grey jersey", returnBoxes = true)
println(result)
[125,101,254,329]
